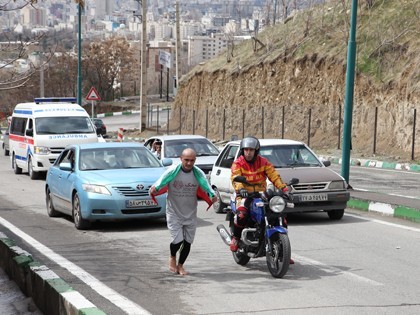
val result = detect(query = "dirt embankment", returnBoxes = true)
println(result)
[168,54,418,162]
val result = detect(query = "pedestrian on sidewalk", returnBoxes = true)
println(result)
[149,148,217,276]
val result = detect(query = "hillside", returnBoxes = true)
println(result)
[170,0,420,161]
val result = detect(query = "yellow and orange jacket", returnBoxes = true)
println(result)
[231,155,286,193]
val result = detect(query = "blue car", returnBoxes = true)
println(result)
[45,142,172,230]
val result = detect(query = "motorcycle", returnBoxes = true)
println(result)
[217,176,299,278]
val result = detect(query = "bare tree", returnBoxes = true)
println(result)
[0,0,53,91]
[83,37,136,101]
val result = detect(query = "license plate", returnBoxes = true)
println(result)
[300,194,328,202]
[126,199,157,208]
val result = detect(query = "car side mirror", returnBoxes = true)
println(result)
[161,158,173,166]
[289,177,299,185]
[322,160,331,167]
[59,162,73,171]
[26,129,33,137]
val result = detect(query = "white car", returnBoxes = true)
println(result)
[144,135,220,175]
[210,139,350,220]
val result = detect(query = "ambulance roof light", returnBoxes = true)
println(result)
[34,97,78,104]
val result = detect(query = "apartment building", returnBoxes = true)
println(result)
[187,33,228,66]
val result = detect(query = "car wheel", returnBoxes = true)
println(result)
[213,187,227,213]
[12,154,22,174]
[72,193,91,230]
[28,157,39,180]
[327,209,344,220]
[3,144,9,156]
[46,188,60,217]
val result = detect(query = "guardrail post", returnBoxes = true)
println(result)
[412,108,417,161]
[261,107,264,139]
[338,104,341,149]
[167,108,170,135]
[192,110,195,135]
[222,108,226,140]
[157,105,160,134]
[242,109,245,139]
[205,109,208,138]
[373,107,378,154]
[307,108,312,146]
[281,106,285,139]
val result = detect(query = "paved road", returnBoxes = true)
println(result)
[102,110,170,132]
[329,164,420,201]
[0,151,420,314]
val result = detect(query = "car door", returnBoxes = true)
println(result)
[210,144,239,205]
[54,149,76,214]
[48,149,69,211]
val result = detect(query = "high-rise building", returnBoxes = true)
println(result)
[21,6,47,27]
[96,0,115,20]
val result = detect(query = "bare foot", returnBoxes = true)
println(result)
[177,264,188,276]
[169,256,177,273]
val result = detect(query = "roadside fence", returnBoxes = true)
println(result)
[145,103,419,160]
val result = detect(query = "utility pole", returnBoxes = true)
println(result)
[341,0,358,185]
[273,0,278,25]
[134,0,147,131]
[77,2,83,106]
[140,0,147,131]
[175,0,181,95]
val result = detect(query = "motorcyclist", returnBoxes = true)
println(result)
[230,136,292,263]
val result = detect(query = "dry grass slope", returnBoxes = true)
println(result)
[172,0,419,162]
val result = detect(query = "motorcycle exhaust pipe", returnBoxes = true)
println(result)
[241,228,259,246]
[217,224,232,246]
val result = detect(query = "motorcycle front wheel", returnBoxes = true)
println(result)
[233,250,250,265]
[266,233,291,278]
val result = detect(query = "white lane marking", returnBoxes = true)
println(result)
[293,254,384,286]
[0,217,151,315]
[345,213,420,233]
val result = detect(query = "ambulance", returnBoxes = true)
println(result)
[9,97,100,179]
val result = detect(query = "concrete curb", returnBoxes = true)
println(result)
[347,197,420,223]
[319,155,420,172]
[96,110,140,118]
[0,232,106,315]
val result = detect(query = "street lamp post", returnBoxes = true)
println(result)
[341,0,358,186]
[77,3,82,106]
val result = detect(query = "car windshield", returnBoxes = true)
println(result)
[35,117,95,135]
[79,147,162,171]
[164,139,220,158]
[259,145,322,168]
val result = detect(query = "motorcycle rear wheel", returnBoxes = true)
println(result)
[266,233,291,278]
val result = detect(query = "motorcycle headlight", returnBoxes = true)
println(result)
[269,196,286,213]
[82,184,111,195]
[34,146,50,155]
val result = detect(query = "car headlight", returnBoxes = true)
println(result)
[82,184,111,195]
[34,146,50,155]
[329,181,345,190]
[269,196,286,213]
